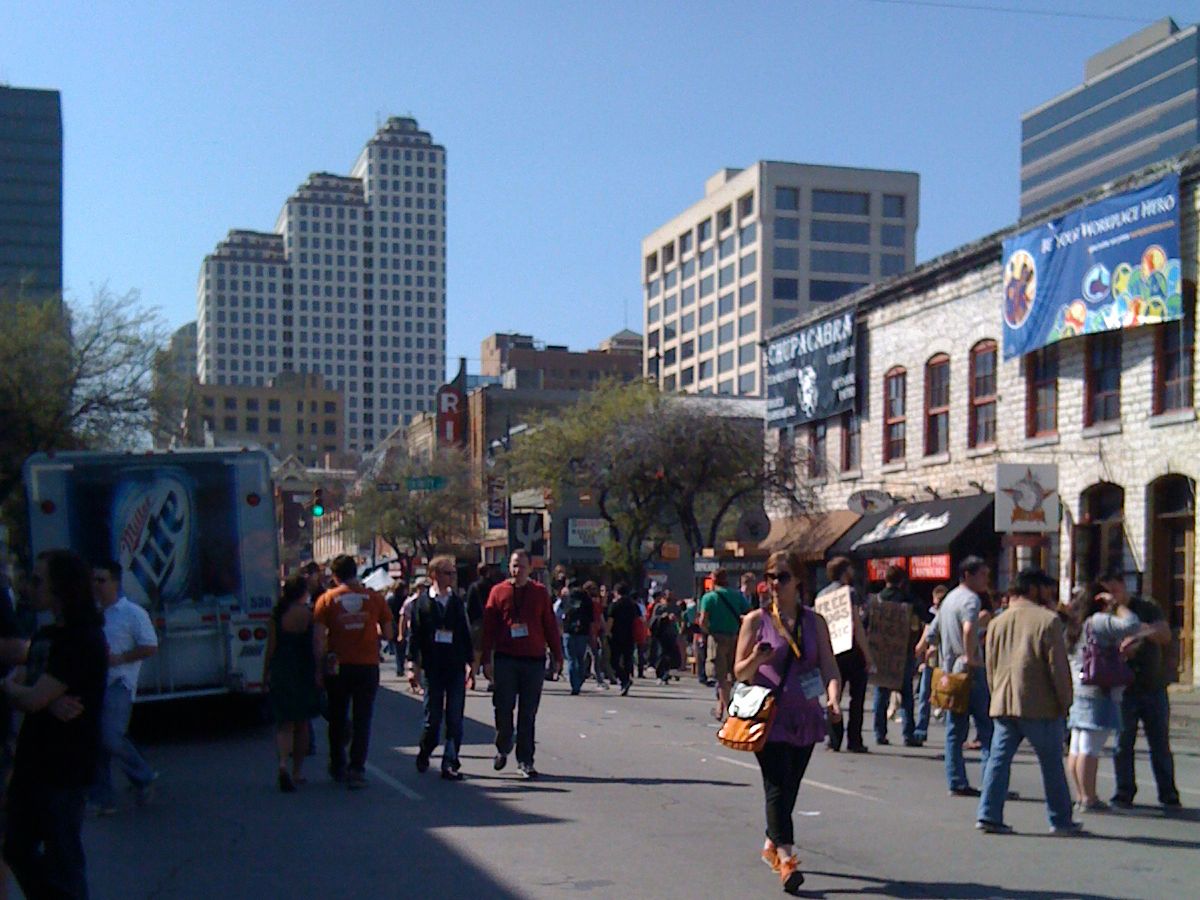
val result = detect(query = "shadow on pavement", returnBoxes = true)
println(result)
[798,870,1128,899]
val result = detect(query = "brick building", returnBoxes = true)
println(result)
[479,330,642,391]
[766,152,1200,686]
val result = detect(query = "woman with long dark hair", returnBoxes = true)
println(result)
[2,548,108,899]
[262,573,321,791]
[733,550,841,895]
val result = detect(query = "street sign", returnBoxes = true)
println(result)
[406,476,447,492]
[375,482,401,492]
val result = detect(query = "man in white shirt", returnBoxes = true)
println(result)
[90,560,158,814]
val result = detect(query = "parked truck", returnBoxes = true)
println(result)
[23,448,279,701]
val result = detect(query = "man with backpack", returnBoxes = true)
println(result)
[561,579,595,695]
[698,569,750,722]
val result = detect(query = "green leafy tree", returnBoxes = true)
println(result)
[348,449,481,562]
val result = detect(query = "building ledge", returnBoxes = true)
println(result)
[1148,408,1197,429]
[1023,434,1059,449]
[804,476,829,487]
[966,445,998,459]
[880,461,907,474]
[920,452,951,467]
[838,468,863,482]
[1082,421,1122,439]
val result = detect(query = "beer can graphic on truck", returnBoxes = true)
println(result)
[111,468,196,610]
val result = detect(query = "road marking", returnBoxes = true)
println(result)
[365,762,423,800]
[713,755,883,803]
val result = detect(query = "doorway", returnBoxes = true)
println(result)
[1147,475,1194,684]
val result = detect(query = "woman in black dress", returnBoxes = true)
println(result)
[263,574,322,791]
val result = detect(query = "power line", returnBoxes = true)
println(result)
[859,0,1155,25]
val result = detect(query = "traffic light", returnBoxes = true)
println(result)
[311,488,325,518]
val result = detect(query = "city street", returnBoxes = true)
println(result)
[72,670,1197,900]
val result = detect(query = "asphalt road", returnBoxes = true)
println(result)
[57,670,1200,900]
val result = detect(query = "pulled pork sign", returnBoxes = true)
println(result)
[766,310,856,429]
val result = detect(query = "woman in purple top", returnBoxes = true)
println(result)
[734,550,842,896]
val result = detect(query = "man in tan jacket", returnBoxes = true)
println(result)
[975,568,1079,835]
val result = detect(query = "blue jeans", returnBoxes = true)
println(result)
[914,665,933,740]
[90,682,155,807]
[977,717,1074,829]
[492,654,546,766]
[944,668,992,791]
[420,669,466,769]
[565,635,591,693]
[1113,687,1180,804]
[874,655,916,742]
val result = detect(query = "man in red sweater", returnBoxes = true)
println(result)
[481,550,562,778]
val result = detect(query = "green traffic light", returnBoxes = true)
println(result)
[312,503,324,518]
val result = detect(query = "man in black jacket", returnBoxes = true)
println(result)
[407,556,473,780]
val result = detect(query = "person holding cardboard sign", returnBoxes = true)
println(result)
[817,558,875,753]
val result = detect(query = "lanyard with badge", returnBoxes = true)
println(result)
[510,582,529,639]
[769,602,824,700]
[433,592,455,644]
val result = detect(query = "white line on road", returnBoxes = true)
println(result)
[713,755,884,803]
[365,762,423,800]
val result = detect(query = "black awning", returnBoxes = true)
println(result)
[828,493,995,559]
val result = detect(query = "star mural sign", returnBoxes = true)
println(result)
[995,463,1059,534]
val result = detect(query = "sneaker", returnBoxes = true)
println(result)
[1080,799,1108,813]
[1110,795,1134,809]
[1049,821,1084,836]
[778,855,805,895]
[346,770,367,790]
[975,820,1013,835]
[620,682,630,696]
[949,786,981,797]
[904,737,925,748]
[1163,799,1183,812]
[760,842,781,873]
[846,745,869,754]
[876,737,891,746]
[440,768,464,781]
[493,753,507,771]
[415,752,430,773]
[517,763,538,779]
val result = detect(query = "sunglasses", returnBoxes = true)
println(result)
[764,571,793,585]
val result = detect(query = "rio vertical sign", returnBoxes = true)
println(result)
[436,358,468,449]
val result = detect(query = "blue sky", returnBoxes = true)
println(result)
[3,1,1196,374]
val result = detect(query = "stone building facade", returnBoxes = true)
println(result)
[767,152,1200,685]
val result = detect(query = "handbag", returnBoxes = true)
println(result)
[930,667,971,714]
[1079,621,1134,689]
[716,609,800,753]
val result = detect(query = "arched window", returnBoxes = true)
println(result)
[925,354,950,456]
[969,340,997,447]
[883,366,907,463]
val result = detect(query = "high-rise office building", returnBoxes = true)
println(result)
[197,117,446,454]
[0,86,63,298]
[1021,18,1199,217]
[642,162,918,396]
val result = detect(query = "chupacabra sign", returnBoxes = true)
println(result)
[765,310,857,429]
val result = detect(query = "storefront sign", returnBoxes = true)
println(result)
[866,557,907,581]
[566,517,607,549]
[486,475,507,530]
[508,511,545,557]
[867,598,910,691]
[851,510,951,551]
[908,554,952,581]
[996,464,1059,533]
[765,310,856,429]
[815,585,854,655]
[1002,174,1181,360]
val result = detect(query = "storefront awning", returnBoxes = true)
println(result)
[762,510,861,561]
[828,494,995,559]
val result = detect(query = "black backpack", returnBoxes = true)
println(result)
[565,589,594,636]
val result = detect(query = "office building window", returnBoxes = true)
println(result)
[810,280,867,302]
[698,219,712,243]
[841,410,860,472]
[811,220,869,244]
[718,293,735,316]
[774,278,799,301]
[718,206,732,232]
[774,217,800,240]
[775,187,799,211]
[1085,332,1121,425]
[883,194,906,218]
[1154,300,1194,413]
[881,255,906,276]
[812,190,869,215]
[969,340,998,446]
[738,192,754,220]
[1026,346,1058,437]
[774,247,800,269]
[925,354,950,456]
[811,249,870,275]
[739,371,756,393]
[881,224,906,247]
[884,367,906,463]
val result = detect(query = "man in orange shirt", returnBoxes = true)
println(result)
[313,554,394,789]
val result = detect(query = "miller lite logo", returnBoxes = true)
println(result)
[112,471,194,609]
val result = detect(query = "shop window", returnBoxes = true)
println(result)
[1084,332,1121,425]
[1025,345,1058,437]
[969,340,997,447]
[841,410,860,472]
[924,354,949,456]
[1073,482,1125,585]
[808,421,826,478]
[1153,297,1195,414]
[883,367,906,463]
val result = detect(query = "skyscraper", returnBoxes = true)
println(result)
[1021,18,1200,217]
[0,86,63,299]
[197,117,446,454]
[642,162,918,396]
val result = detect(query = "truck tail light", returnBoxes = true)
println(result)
[253,627,267,641]
[246,493,260,507]
[238,628,252,641]
[39,500,56,514]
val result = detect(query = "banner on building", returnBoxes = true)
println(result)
[1002,174,1181,360]
[765,310,856,429]
[486,475,507,530]
[814,585,855,655]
